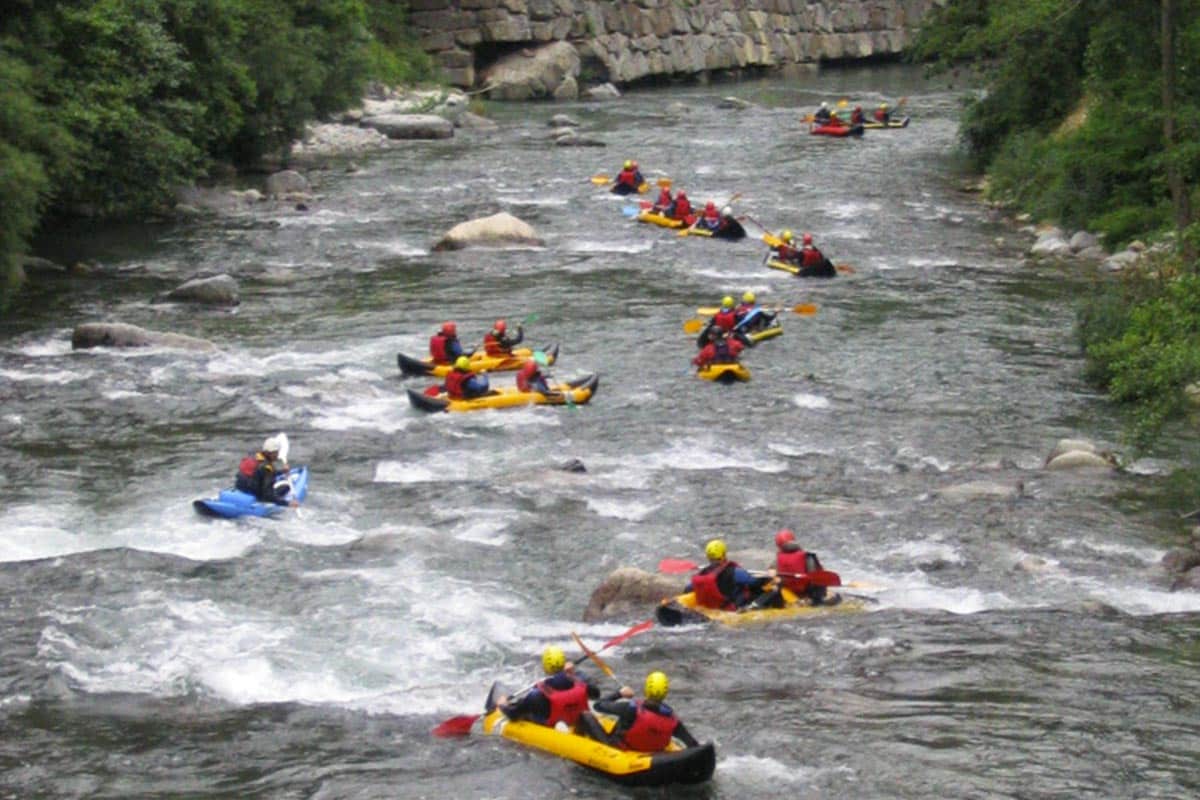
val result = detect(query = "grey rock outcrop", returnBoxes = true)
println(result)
[583,567,679,622]
[71,322,217,352]
[432,212,543,251]
[480,41,581,101]
[164,274,240,307]
[360,114,454,140]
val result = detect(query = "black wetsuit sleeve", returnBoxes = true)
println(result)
[500,692,549,722]
[253,464,275,502]
[672,719,700,748]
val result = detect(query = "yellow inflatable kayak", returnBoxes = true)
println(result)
[480,685,715,786]
[746,325,782,343]
[397,344,558,378]
[656,588,868,627]
[636,210,689,229]
[407,374,598,413]
[696,362,750,383]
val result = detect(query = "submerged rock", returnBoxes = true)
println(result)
[71,322,217,352]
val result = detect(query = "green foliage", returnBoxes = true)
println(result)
[0,0,439,288]
[1079,268,1200,452]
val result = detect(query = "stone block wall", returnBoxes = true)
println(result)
[407,0,944,91]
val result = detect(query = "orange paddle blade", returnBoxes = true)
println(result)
[793,303,818,315]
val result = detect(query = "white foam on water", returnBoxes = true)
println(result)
[0,367,87,385]
[825,199,883,220]
[0,505,110,563]
[585,496,660,521]
[376,240,428,257]
[641,439,789,474]
[563,239,654,254]
[792,392,830,409]
[1057,537,1162,566]
[717,754,835,788]
[892,537,964,565]
[12,336,73,358]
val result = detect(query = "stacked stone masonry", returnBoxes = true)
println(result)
[407,0,943,93]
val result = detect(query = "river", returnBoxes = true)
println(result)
[1,64,1198,799]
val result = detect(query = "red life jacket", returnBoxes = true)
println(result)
[443,369,471,399]
[851,109,864,125]
[713,309,737,331]
[692,343,716,368]
[238,455,260,479]
[801,247,824,268]
[673,197,692,220]
[540,678,590,727]
[482,332,507,356]
[703,206,719,221]
[655,189,672,208]
[776,548,811,593]
[516,361,540,392]
[616,169,639,188]
[874,108,889,122]
[620,701,679,751]
[429,334,451,363]
[691,562,737,609]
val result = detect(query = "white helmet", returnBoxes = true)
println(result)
[262,435,282,454]
[721,206,732,216]
[820,101,829,109]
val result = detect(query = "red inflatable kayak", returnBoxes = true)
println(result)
[810,123,864,138]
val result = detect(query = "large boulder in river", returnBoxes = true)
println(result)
[480,42,581,101]
[360,114,453,140]
[71,322,217,352]
[164,274,239,306]
[432,212,543,251]
[583,567,679,623]
[1044,438,1118,471]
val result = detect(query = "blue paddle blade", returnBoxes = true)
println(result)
[622,204,640,217]
[533,350,549,366]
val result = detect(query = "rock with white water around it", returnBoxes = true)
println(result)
[164,274,240,306]
[71,322,217,352]
[265,170,309,198]
[360,114,454,140]
[432,212,543,251]
[583,567,680,622]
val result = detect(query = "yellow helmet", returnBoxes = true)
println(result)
[454,355,471,371]
[624,160,633,169]
[542,645,566,674]
[705,538,726,562]
[781,229,793,242]
[721,296,734,309]
[644,671,669,701]
[880,102,889,110]
[742,291,755,304]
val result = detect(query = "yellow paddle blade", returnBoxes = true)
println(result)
[793,303,818,315]
[590,174,611,185]
[696,307,719,316]
[683,318,706,334]
[656,178,672,189]
[836,263,856,274]
[762,232,782,248]
[802,114,815,123]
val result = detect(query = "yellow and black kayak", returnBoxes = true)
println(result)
[407,373,599,413]
[766,257,838,279]
[656,588,867,627]
[862,116,910,129]
[696,362,750,383]
[746,325,782,343]
[397,344,558,378]
[480,684,715,786]
[636,210,692,229]
[678,219,747,240]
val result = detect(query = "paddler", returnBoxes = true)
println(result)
[442,356,490,399]
[577,671,701,751]
[814,101,832,124]
[692,329,745,370]
[652,184,673,213]
[683,539,771,609]
[767,230,803,265]
[748,529,834,609]
[494,645,600,730]
[429,321,465,365]
[874,102,891,124]
[797,233,836,278]
[696,201,722,232]
[482,318,523,356]
[612,160,645,195]
[516,354,551,394]
[234,434,295,505]
[666,190,692,222]
[733,290,775,333]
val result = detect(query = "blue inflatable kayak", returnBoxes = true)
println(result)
[192,467,309,519]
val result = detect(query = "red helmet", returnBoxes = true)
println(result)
[677,191,688,199]
[705,201,716,211]
[775,529,796,549]
[441,321,457,336]
[802,233,813,245]
[494,319,506,333]
[631,160,639,169]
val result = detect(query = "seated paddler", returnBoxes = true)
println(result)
[494,645,601,730]
[577,670,700,751]
[684,539,771,610]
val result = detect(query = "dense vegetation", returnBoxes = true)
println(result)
[0,0,432,303]
[915,0,1200,460]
